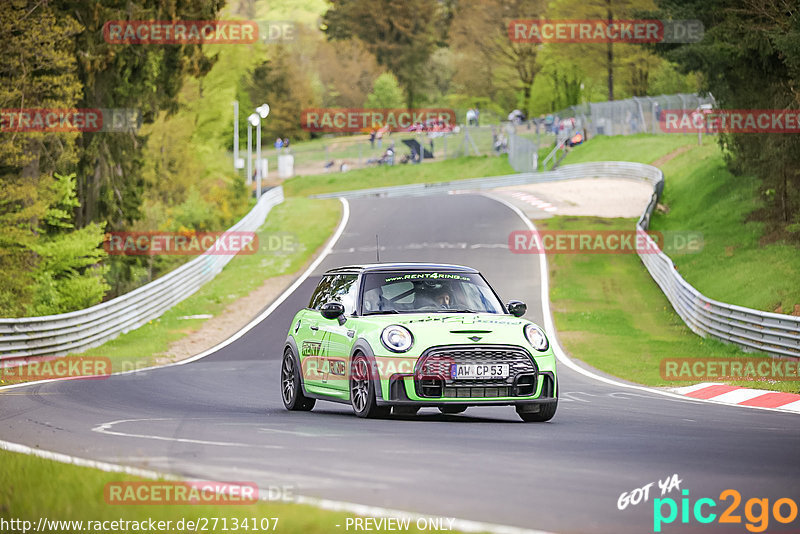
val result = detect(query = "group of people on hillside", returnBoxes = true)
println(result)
[274,137,290,149]
[407,118,453,134]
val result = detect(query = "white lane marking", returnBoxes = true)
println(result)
[0,198,351,391]
[257,427,342,438]
[0,437,551,534]
[483,193,799,416]
[92,418,282,449]
[607,392,654,400]
[0,438,170,479]
[561,392,600,403]
[777,400,800,412]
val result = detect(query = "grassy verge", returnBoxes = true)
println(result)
[561,133,699,164]
[0,197,340,385]
[0,449,447,534]
[653,142,800,313]
[563,134,800,312]
[283,155,514,197]
[540,216,797,393]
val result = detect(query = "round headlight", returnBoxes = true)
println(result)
[524,324,549,352]
[381,325,414,353]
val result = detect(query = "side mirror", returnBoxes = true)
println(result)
[507,300,527,317]
[320,302,345,322]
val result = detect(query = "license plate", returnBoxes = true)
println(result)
[450,364,510,380]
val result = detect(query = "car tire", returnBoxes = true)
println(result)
[350,354,389,418]
[516,401,557,422]
[281,348,315,411]
[438,405,467,415]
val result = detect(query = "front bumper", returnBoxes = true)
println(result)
[374,344,557,406]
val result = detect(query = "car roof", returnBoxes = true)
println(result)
[324,263,479,275]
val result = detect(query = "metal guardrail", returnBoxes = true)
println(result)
[0,187,284,362]
[636,195,800,359]
[313,162,799,358]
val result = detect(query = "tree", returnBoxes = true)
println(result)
[448,0,546,115]
[533,46,586,113]
[365,73,406,108]
[52,0,225,231]
[0,0,83,315]
[29,173,109,316]
[245,44,318,141]
[315,38,382,108]
[657,0,800,233]
[323,0,452,107]
[548,0,658,101]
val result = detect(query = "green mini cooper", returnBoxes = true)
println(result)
[281,263,558,422]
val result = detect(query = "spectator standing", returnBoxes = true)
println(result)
[376,126,386,148]
[466,108,476,126]
[274,137,283,149]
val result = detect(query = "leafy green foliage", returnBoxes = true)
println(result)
[323,0,451,107]
[245,43,317,142]
[365,73,405,108]
[0,2,89,316]
[52,0,225,230]
[657,0,800,235]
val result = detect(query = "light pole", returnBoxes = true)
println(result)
[247,114,255,187]
[252,104,270,199]
[233,101,240,171]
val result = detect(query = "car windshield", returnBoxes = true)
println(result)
[361,271,505,314]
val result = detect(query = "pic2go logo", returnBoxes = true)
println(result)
[653,489,799,532]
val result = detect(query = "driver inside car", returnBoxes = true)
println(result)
[433,288,453,308]
[433,285,453,308]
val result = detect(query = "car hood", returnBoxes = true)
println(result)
[358,313,541,354]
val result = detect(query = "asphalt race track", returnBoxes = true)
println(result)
[1,194,798,533]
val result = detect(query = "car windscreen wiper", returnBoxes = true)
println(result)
[362,310,400,315]
[438,308,480,313]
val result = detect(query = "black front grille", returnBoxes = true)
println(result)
[414,345,538,398]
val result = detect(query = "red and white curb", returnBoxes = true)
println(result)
[510,191,557,213]
[670,383,800,413]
